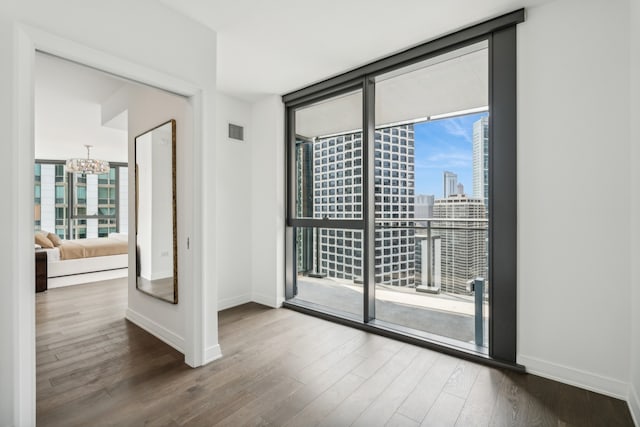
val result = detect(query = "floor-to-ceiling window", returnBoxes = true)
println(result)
[284,11,521,366]
[34,161,128,239]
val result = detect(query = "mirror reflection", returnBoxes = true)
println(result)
[135,119,177,303]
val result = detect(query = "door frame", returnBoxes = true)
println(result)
[13,23,209,424]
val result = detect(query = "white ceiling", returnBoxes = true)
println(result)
[35,53,131,162]
[35,53,139,162]
[158,0,552,101]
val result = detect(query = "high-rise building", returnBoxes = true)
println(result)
[310,125,416,286]
[472,116,489,212]
[456,182,465,195]
[433,195,487,294]
[443,171,458,198]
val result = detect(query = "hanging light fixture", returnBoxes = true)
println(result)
[65,145,110,175]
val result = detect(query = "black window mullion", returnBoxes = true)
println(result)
[115,166,120,232]
[286,107,296,224]
[363,76,376,323]
[67,171,73,239]
[488,26,518,364]
[285,105,297,300]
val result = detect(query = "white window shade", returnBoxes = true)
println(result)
[294,41,488,139]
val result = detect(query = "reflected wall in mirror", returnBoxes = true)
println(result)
[135,119,177,304]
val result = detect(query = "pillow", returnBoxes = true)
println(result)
[47,233,62,247]
[35,233,54,249]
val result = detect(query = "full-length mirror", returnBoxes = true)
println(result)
[135,119,177,303]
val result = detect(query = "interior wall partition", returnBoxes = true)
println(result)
[283,10,523,369]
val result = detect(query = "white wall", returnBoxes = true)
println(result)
[629,0,640,422]
[126,85,192,357]
[0,1,217,425]
[119,166,129,234]
[0,12,14,420]
[250,95,285,307]
[517,0,631,398]
[216,93,254,310]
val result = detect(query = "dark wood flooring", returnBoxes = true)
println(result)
[36,279,635,426]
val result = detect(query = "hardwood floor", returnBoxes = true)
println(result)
[36,279,635,426]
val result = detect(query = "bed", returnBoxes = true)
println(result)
[35,231,129,288]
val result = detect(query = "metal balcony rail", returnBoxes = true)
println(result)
[375,217,488,232]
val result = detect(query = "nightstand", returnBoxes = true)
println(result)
[35,250,47,292]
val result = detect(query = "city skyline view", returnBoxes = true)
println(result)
[414,111,488,198]
[288,37,496,351]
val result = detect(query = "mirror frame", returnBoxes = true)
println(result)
[134,119,178,304]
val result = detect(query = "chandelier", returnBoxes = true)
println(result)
[65,145,110,175]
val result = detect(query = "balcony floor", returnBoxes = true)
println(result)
[293,276,488,347]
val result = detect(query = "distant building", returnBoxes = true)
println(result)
[472,116,489,213]
[306,125,416,286]
[456,182,465,196]
[443,171,457,198]
[433,195,487,294]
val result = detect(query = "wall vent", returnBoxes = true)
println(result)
[228,123,244,142]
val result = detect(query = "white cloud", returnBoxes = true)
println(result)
[415,150,471,170]
[442,117,472,143]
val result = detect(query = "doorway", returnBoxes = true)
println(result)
[13,25,208,423]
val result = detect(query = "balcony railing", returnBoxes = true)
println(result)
[375,218,488,295]
[296,218,488,294]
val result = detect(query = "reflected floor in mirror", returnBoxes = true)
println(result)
[138,277,174,301]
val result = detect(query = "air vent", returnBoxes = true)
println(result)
[228,123,244,142]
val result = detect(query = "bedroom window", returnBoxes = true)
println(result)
[34,161,128,239]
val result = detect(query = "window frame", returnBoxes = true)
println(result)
[283,9,522,369]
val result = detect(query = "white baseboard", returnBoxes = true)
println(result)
[629,383,640,427]
[251,291,281,308]
[518,355,628,399]
[125,308,184,354]
[204,344,223,365]
[48,268,128,288]
[218,293,251,311]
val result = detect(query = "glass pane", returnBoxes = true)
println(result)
[55,186,65,203]
[294,90,363,220]
[374,41,489,349]
[375,222,488,347]
[293,227,363,318]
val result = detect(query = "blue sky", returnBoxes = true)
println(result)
[413,112,488,198]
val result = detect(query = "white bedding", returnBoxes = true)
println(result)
[48,254,128,278]
[43,233,129,278]
[42,234,128,263]
[42,247,61,262]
